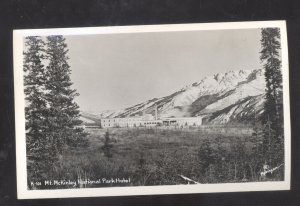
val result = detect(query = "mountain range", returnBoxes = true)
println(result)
[81,69,266,124]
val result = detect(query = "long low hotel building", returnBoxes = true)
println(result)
[100,116,202,128]
[99,105,202,128]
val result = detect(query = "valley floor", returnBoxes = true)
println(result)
[28,126,284,189]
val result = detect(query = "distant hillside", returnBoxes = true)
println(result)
[82,69,266,124]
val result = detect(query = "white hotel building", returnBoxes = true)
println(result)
[100,106,202,128]
[100,116,202,128]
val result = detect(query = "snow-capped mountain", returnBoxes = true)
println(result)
[82,69,266,124]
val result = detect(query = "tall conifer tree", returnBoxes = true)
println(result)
[260,28,283,138]
[44,35,87,154]
[23,36,51,180]
[24,35,87,186]
[260,28,284,168]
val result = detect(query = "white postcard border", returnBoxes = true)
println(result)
[13,20,290,199]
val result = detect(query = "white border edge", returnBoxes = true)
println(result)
[280,21,291,189]
[14,20,291,199]
[13,30,28,199]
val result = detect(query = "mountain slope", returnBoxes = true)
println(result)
[83,69,266,124]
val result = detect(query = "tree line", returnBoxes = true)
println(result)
[23,36,88,186]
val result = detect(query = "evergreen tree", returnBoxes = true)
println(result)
[24,35,88,187]
[23,36,51,181]
[260,28,283,138]
[44,35,87,154]
[102,131,113,159]
[260,28,284,167]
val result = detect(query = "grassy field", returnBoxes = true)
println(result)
[34,125,283,189]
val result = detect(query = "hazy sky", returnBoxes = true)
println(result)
[65,28,262,111]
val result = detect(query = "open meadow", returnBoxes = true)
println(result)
[37,125,285,189]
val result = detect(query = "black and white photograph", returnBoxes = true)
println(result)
[13,21,290,199]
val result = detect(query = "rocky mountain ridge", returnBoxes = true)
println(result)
[82,69,266,124]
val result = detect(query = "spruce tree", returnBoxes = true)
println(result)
[23,36,51,181]
[24,35,88,187]
[260,28,283,138]
[260,28,284,167]
[44,35,87,154]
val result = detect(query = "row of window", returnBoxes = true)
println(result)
[103,122,203,127]
[144,122,158,124]
[102,118,201,123]
[102,119,141,123]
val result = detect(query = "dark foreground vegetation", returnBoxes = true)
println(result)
[27,126,284,189]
